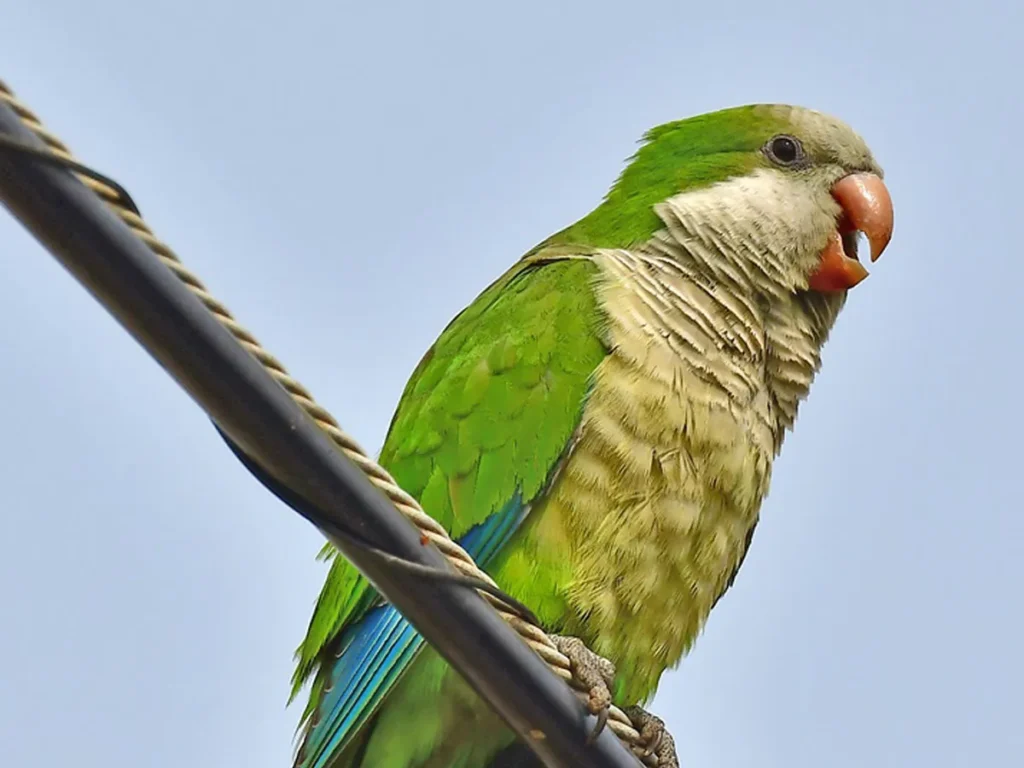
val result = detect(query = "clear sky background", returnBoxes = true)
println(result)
[1,2,1020,766]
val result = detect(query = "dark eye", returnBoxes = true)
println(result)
[765,135,805,166]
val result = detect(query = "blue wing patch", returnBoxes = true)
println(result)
[457,493,530,566]
[297,493,528,768]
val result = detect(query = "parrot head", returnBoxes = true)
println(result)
[548,103,894,300]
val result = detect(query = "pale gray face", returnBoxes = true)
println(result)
[773,105,884,179]
[655,106,892,301]
[654,167,844,294]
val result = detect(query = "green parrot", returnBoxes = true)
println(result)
[289,104,894,768]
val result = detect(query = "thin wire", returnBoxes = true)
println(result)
[215,422,543,626]
[356,547,541,626]
[0,134,140,215]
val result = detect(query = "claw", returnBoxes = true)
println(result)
[550,636,680,766]
[550,635,616,743]
[625,706,680,768]
[588,708,609,746]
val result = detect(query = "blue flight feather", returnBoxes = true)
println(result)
[298,493,528,768]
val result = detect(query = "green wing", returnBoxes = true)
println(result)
[291,253,608,754]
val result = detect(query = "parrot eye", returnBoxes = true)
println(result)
[765,135,805,167]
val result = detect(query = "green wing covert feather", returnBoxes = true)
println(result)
[290,253,608,731]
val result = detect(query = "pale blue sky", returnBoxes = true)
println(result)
[1,2,1020,766]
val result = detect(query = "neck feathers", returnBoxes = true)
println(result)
[593,211,842,451]
[633,169,845,443]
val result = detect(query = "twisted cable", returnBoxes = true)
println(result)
[0,80,655,763]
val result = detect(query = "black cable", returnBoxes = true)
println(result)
[0,114,630,764]
[0,131,540,626]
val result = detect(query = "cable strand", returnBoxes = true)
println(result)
[0,80,655,765]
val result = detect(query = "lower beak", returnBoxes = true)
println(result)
[807,173,894,293]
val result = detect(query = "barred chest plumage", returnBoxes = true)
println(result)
[528,242,837,703]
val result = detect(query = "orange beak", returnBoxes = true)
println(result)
[807,173,894,292]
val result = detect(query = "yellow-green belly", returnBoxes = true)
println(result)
[492,249,777,704]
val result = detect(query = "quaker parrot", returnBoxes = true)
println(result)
[288,104,894,768]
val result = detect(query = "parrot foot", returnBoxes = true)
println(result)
[624,705,680,768]
[550,635,616,738]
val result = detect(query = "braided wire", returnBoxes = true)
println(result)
[0,80,655,763]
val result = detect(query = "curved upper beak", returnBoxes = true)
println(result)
[807,173,894,292]
[833,173,894,263]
